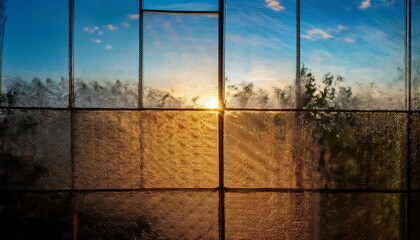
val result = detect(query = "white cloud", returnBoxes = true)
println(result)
[337,25,348,31]
[265,0,285,11]
[91,38,102,44]
[83,26,94,33]
[302,28,333,40]
[122,22,131,28]
[98,31,104,35]
[93,26,100,31]
[343,37,355,43]
[128,14,139,20]
[359,0,371,9]
[107,24,118,31]
[105,45,112,50]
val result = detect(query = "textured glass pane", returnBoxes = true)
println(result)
[319,193,405,239]
[225,0,296,108]
[414,1,420,109]
[226,192,405,240]
[75,0,139,108]
[142,111,218,188]
[76,191,218,239]
[74,111,218,189]
[74,111,142,189]
[412,113,420,189]
[143,13,218,108]
[301,0,405,110]
[409,193,420,239]
[225,112,407,189]
[0,110,71,189]
[225,192,318,239]
[1,0,68,107]
[143,0,218,11]
[0,193,72,239]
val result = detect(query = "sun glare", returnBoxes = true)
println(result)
[205,97,219,109]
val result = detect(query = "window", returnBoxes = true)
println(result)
[0,0,418,239]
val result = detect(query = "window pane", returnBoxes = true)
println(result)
[412,113,420,189]
[142,111,218,188]
[413,0,420,109]
[0,110,71,190]
[1,0,68,107]
[226,192,405,239]
[409,193,420,238]
[143,12,218,108]
[301,0,405,110]
[225,0,296,108]
[143,0,218,11]
[225,111,407,189]
[73,111,218,189]
[0,193,72,239]
[76,191,218,239]
[75,0,139,108]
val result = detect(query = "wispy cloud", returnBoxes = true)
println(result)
[337,25,348,31]
[122,22,131,28]
[107,24,118,31]
[128,14,139,20]
[302,28,333,40]
[359,0,371,9]
[265,0,285,11]
[84,26,102,34]
[343,37,355,43]
[105,45,112,50]
[91,38,102,44]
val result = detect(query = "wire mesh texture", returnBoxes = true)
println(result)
[0,0,419,240]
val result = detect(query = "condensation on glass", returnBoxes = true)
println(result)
[0,0,69,107]
[225,0,296,108]
[0,109,71,190]
[73,110,218,189]
[301,0,405,110]
[225,111,407,189]
[74,0,139,108]
[76,191,218,239]
[143,12,218,108]
[226,192,405,239]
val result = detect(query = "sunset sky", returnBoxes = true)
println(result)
[2,0,406,99]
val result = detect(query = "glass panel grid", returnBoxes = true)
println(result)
[0,0,418,239]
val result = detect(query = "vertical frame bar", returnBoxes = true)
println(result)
[295,0,301,110]
[405,0,412,238]
[139,0,145,188]
[139,0,144,109]
[69,0,78,239]
[218,0,225,239]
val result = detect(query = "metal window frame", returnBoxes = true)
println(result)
[0,0,416,239]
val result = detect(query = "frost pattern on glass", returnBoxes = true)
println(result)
[74,111,142,189]
[142,111,218,188]
[225,0,296,108]
[226,192,405,240]
[74,0,139,108]
[143,12,218,108]
[226,112,407,189]
[1,0,68,107]
[226,192,319,239]
[412,113,420,189]
[76,191,218,239]
[301,0,405,110]
[0,110,71,189]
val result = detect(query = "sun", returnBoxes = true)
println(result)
[205,97,219,109]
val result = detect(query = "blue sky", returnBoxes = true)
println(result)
[2,0,407,100]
